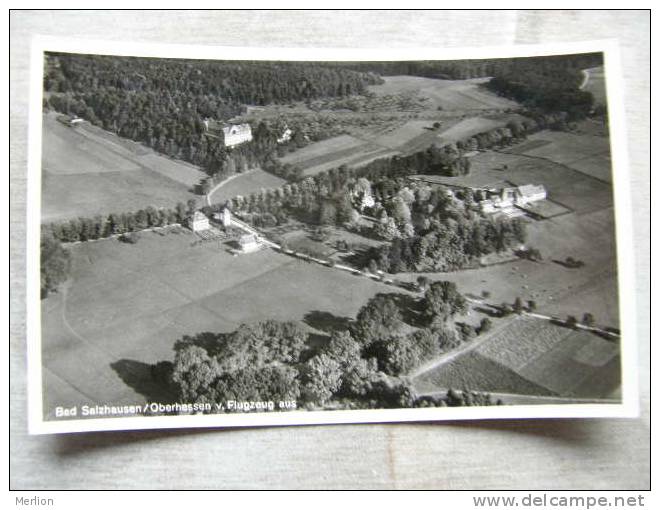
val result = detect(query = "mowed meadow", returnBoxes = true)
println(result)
[41,112,205,221]
[40,229,397,417]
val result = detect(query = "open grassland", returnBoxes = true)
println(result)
[504,130,612,183]
[435,117,506,144]
[367,76,519,111]
[347,119,454,153]
[41,230,397,418]
[279,134,398,176]
[208,168,286,205]
[413,316,620,400]
[41,113,202,221]
[280,135,365,165]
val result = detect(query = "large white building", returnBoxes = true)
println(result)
[516,184,547,205]
[222,124,252,147]
[204,120,253,148]
[479,184,547,214]
[187,211,210,232]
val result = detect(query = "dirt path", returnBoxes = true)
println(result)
[408,314,518,378]
[206,170,257,207]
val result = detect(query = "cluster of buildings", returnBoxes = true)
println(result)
[479,184,547,214]
[186,208,261,254]
[203,119,294,148]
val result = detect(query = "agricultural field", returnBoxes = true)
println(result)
[276,112,522,176]
[40,229,397,417]
[346,119,459,155]
[413,316,620,400]
[435,117,508,144]
[207,168,286,205]
[279,134,398,176]
[503,130,613,183]
[367,76,519,112]
[41,113,203,221]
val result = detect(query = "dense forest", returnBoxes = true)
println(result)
[158,282,500,411]
[348,52,601,83]
[44,53,382,175]
[484,53,602,119]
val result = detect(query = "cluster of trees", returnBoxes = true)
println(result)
[44,53,381,176]
[165,281,490,410]
[485,53,603,120]
[44,200,197,243]
[41,232,71,298]
[416,389,502,408]
[363,185,527,273]
[171,321,308,405]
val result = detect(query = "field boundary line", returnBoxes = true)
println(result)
[408,314,520,379]
[494,146,613,186]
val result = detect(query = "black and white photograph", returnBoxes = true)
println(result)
[25,38,639,434]
[9,8,651,495]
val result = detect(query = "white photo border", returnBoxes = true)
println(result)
[26,36,640,435]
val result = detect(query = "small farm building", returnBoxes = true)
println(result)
[239,234,261,253]
[187,211,210,232]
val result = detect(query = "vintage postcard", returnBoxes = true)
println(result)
[26,37,638,434]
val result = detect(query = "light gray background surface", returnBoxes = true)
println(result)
[9,10,650,489]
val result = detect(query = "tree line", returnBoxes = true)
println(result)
[43,200,198,244]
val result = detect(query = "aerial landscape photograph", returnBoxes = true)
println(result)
[37,49,623,423]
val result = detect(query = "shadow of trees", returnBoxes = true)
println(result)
[110,359,177,403]
[173,331,229,357]
[303,310,352,334]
